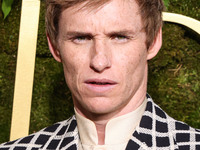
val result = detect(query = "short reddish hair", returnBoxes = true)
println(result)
[45,0,164,49]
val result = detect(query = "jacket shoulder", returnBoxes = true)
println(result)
[171,118,200,149]
[151,97,200,149]
[0,116,77,150]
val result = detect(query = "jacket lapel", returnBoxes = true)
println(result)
[126,95,178,149]
[39,116,79,150]
[58,118,79,150]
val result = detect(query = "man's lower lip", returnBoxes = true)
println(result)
[85,83,116,92]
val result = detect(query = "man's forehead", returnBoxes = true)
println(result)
[58,0,143,36]
[61,0,140,17]
[61,0,138,14]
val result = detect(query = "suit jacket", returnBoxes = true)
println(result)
[1,95,200,150]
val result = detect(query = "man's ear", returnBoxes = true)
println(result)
[47,34,62,62]
[147,28,162,60]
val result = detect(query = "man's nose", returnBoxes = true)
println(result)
[90,40,111,73]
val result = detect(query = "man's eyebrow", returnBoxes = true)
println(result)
[62,31,93,38]
[106,30,136,36]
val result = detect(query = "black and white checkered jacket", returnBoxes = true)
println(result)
[1,95,200,149]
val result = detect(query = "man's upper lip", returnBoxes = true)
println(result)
[85,79,117,84]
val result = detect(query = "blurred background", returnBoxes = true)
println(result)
[0,0,199,143]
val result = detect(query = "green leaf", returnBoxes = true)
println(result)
[163,0,170,10]
[2,0,14,19]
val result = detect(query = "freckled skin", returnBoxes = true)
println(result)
[48,0,162,121]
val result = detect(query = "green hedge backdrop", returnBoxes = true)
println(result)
[0,0,199,143]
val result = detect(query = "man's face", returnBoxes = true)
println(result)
[49,0,161,119]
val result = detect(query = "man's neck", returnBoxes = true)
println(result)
[75,96,146,145]
[94,121,106,145]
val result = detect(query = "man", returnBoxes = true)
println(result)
[0,0,200,149]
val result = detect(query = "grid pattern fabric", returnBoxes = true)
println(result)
[0,117,79,150]
[126,94,200,150]
[0,94,200,150]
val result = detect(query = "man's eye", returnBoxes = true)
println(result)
[72,36,91,43]
[76,36,87,40]
[111,35,129,42]
[116,35,127,39]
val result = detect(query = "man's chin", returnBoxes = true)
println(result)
[82,104,122,120]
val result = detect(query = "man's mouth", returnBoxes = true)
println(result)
[84,79,117,93]
[85,79,117,85]
[89,82,114,85]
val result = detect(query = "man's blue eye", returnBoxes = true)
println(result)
[76,36,87,40]
[116,36,127,39]
[71,36,92,43]
[111,35,129,42]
